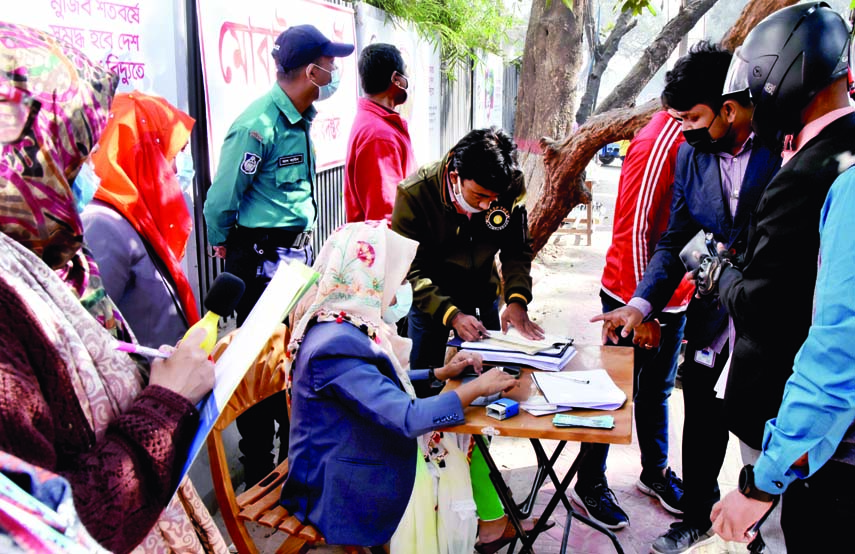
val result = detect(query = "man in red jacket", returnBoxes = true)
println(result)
[344,43,416,222]
[572,111,694,530]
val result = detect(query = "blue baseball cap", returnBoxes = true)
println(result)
[272,24,354,72]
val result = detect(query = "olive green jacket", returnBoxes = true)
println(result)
[391,157,534,327]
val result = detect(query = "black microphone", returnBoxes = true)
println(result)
[182,272,245,354]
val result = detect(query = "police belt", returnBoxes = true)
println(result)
[231,225,313,249]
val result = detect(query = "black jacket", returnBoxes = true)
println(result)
[391,156,533,327]
[720,113,855,448]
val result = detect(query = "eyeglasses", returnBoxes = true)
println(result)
[392,70,409,90]
[0,84,41,145]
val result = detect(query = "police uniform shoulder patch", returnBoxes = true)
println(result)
[485,205,511,231]
[240,152,262,175]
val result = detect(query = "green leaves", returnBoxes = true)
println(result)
[365,0,520,69]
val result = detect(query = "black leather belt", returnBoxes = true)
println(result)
[231,225,312,249]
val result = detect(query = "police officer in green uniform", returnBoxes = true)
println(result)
[203,24,353,487]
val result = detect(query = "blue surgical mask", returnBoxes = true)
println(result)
[71,160,100,213]
[175,149,195,193]
[309,64,340,102]
[383,281,413,324]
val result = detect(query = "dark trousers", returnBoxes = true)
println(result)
[782,460,855,551]
[578,296,686,484]
[225,229,313,486]
[407,299,500,397]
[680,341,730,529]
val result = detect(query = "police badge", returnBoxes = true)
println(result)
[240,152,261,175]
[485,205,510,231]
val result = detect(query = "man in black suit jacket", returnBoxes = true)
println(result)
[708,3,855,551]
[592,42,780,554]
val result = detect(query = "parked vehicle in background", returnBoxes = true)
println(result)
[597,142,625,165]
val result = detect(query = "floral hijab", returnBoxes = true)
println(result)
[288,221,419,398]
[0,21,116,269]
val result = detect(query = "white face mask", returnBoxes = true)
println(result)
[382,281,413,324]
[453,177,483,214]
[308,64,340,102]
[175,149,195,193]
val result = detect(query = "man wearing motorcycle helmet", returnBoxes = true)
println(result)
[707,3,855,551]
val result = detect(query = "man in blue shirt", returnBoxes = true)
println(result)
[709,4,855,551]
[203,24,353,487]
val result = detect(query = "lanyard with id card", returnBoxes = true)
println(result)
[694,347,716,368]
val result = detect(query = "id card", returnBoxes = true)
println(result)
[694,347,716,368]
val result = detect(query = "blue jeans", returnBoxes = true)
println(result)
[577,295,686,484]
[408,299,500,378]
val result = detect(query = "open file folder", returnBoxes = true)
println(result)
[532,369,626,410]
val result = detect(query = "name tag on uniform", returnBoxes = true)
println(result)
[694,347,716,368]
[278,154,303,167]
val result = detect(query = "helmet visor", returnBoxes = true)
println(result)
[723,48,752,99]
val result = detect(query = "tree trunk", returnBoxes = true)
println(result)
[513,0,588,213]
[576,10,637,126]
[529,0,799,253]
[530,100,660,252]
[594,0,719,116]
[720,0,799,51]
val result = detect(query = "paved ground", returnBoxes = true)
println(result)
[210,161,754,553]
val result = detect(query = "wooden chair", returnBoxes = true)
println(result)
[207,324,325,554]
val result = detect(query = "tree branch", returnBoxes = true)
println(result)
[576,10,637,124]
[721,0,799,51]
[530,100,660,252]
[594,0,719,115]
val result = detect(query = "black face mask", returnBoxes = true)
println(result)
[682,113,733,154]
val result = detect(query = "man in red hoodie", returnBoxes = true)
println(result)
[344,43,416,222]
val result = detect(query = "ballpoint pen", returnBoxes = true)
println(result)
[114,341,170,359]
[565,376,590,384]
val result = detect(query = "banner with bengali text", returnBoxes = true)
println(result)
[196,0,357,173]
[5,0,185,107]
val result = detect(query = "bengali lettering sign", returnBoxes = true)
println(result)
[8,1,182,106]
[197,0,358,172]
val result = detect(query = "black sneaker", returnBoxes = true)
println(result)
[570,479,629,530]
[637,467,684,515]
[650,521,715,554]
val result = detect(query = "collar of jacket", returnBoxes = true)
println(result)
[359,97,409,134]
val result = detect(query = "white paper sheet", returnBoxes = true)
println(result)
[532,369,626,410]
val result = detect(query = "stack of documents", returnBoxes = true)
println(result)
[448,328,576,372]
[532,369,626,411]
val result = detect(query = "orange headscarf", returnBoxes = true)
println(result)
[92,92,200,324]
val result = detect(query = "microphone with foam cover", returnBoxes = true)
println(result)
[183,272,245,354]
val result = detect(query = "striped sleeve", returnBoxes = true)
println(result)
[630,117,682,285]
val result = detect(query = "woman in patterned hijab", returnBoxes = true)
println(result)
[281,221,517,549]
[0,22,224,554]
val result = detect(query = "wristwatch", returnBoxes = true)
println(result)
[427,367,444,388]
[738,465,779,502]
